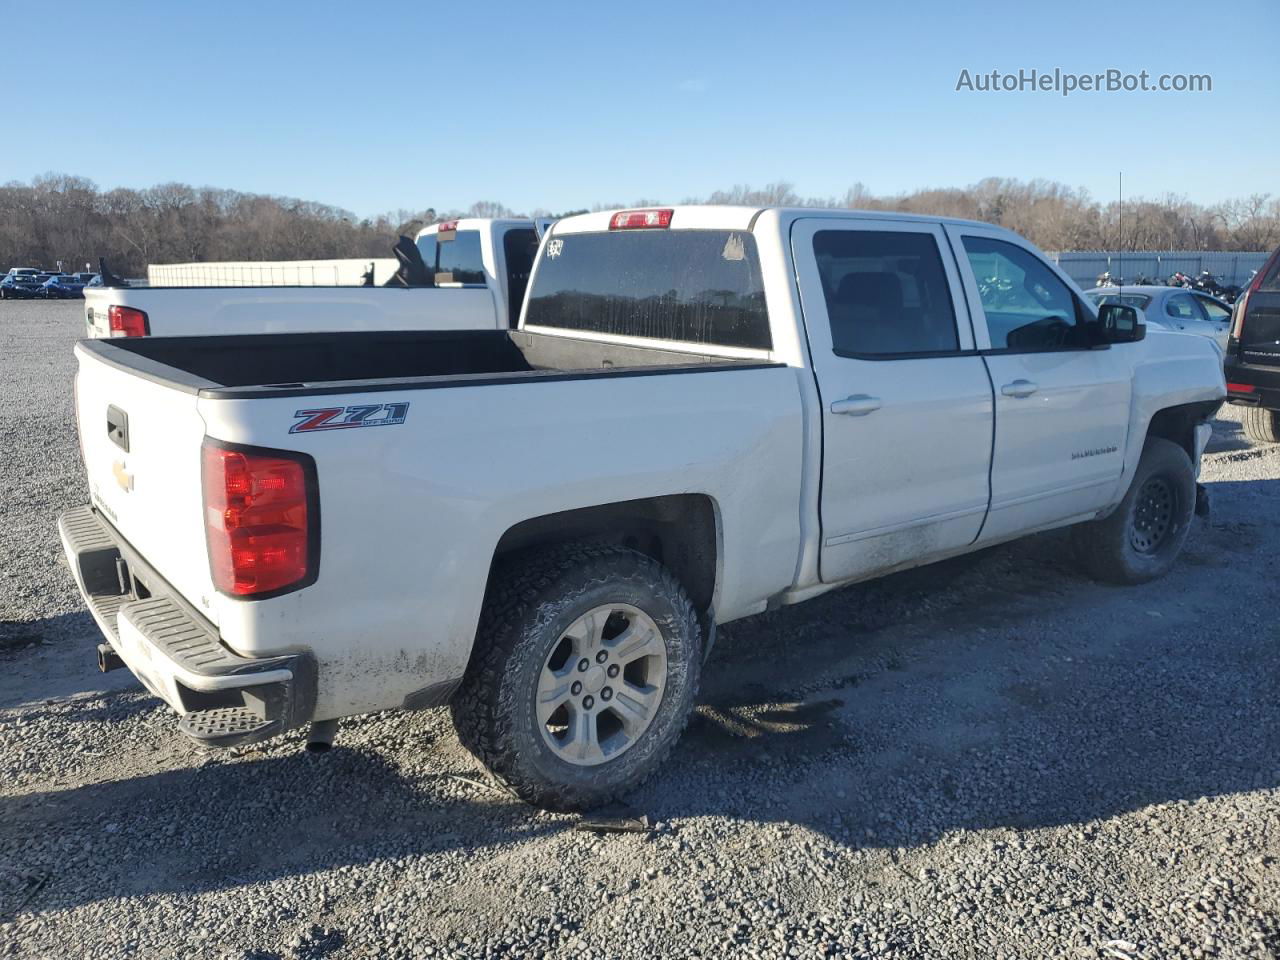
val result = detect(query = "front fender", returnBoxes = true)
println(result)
[1109,332,1226,507]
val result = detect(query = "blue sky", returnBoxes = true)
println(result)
[2,0,1274,216]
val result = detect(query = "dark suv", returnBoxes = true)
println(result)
[1225,246,1280,442]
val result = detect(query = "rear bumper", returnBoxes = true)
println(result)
[1225,356,1280,410]
[58,505,317,746]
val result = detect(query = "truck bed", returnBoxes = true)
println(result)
[83,285,504,339]
[80,329,776,398]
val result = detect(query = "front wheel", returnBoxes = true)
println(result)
[451,543,702,810]
[1072,437,1195,585]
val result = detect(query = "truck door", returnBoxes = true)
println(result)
[944,224,1131,542]
[791,218,995,584]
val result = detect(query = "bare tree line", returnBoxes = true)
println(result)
[691,180,1280,253]
[3,173,1277,275]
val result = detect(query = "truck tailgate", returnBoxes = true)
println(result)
[74,343,219,625]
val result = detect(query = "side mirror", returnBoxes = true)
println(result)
[1096,302,1146,343]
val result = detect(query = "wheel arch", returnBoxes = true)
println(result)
[1144,399,1222,461]
[485,494,722,622]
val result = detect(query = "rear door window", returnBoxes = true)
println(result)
[1166,294,1204,321]
[813,230,959,356]
[524,230,771,350]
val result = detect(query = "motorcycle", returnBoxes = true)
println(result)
[1193,271,1224,299]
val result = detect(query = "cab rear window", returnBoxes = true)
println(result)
[524,230,771,350]
[415,229,486,286]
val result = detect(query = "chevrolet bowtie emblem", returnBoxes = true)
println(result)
[112,460,134,492]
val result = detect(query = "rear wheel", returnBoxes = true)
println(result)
[451,543,702,810]
[1072,437,1195,585]
[1241,406,1280,444]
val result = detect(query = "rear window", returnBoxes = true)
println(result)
[415,229,487,286]
[1086,291,1151,310]
[1259,251,1280,292]
[523,230,771,350]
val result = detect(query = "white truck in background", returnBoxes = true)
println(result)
[61,205,1224,810]
[83,218,546,338]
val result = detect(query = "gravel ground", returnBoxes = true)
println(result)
[1,300,1277,960]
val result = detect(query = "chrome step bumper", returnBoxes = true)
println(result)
[58,505,316,748]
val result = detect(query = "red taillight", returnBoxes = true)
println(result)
[1234,249,1280,340]
[202,442,316,597]
[1226,382,1256,393]
[609,209,673,230]
[107,305,149,337]
[437,219,459,234]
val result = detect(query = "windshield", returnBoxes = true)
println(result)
[524,229,771,350]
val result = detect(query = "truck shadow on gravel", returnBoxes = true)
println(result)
[1206,417,1252,454]
[633,478,1278,845]
[0,745,561,919]
[4,477,1276,917]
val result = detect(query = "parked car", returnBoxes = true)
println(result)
[60,206,1224,809]
[1223,245,1280,442]
[41,273,88,299]
[73,272,99,285]
[1,267,44,299]
[1086,285,1232,350]
[83,219,547,338]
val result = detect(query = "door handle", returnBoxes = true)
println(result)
[830,394,882,416]
[1000,379,1039,399]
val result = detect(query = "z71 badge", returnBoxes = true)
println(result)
[290,402,410,434]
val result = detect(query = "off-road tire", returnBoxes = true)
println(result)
[1241,406,1280,444]
[1072,437,1195,585]
[450,543,702,810]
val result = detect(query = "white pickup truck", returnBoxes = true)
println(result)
[82,218,543,338]
[61,205,1225,809]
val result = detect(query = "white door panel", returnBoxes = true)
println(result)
[980,351,1131,538]
[944,224,1131,540]
[791,217,994,584]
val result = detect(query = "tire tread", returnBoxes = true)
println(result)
[450,542,700,810]
[1241,406,1280,444]
[1072,436,1195,585]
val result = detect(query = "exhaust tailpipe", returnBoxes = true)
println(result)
[305,718,339,754]
[97,643,125,673]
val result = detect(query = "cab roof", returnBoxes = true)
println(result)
[551,205,1001,235]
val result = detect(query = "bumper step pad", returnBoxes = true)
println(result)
[59,506,318,751]
[178,706,285,749]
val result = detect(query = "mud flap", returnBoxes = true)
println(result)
[1195,483,1211,518]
